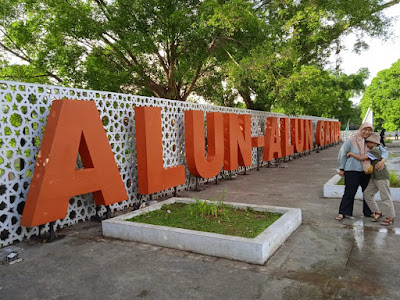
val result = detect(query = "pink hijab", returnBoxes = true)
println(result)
[350,122,373,172]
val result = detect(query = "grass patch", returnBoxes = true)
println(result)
[390,172,400,188]
[337,177,345,185]
[126,201,281,239]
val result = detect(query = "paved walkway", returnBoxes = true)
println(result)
[1,144,400,299]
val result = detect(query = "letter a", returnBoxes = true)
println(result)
[21,100,128,227]
[263,117,282,161]
[280,118,294,157]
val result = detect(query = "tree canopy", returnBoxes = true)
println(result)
[361,58,400,130]
[1,0,399,121]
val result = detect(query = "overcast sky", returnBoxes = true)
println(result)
[339,4,400,103]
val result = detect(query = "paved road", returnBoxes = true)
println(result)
[1,144,400,299]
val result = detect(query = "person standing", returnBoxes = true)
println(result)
[395,128,398,140]
[380,128,386,146]
[347,132,395,226]
[335,122,388,221]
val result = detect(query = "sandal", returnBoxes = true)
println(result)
[335,214,344,221]
[381,217,394,226]
[371,211,384,222]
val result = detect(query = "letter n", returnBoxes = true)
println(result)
[303,119,313,150]
[263,117,282,161]
[185,110,224,178]
[223,114,252,170]
[21,100,128,227]
[290,118,304,153]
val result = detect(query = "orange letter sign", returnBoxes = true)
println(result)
[316,120,325,146]
[280,118,294,157]
[21,100,128,227]
[185,110,224,178]
[223,114,252,170]
[263,117,283,161]
[291,119,304,153]
[135,106,185,195]
[304,119,313,150]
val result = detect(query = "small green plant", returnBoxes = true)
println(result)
[390,171,400,188]
[190,191,228,219]
[385,138,392,144]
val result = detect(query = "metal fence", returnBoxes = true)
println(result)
[0,80,337,247]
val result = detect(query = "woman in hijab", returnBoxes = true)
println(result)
[335,122,388,220]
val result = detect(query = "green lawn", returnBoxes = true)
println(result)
[126,202,281,238]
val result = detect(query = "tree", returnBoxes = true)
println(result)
[0,0,262,100]
[223,0,400,112]
[0,0,399,111]
[273,66,368,123]
[361,59,400,130]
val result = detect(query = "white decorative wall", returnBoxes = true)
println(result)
[0,80,337,247]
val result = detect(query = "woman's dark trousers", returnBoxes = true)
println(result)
[338,171,373,217]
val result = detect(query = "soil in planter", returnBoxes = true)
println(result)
[126,202,281,238]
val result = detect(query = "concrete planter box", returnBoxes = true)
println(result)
[102,197,302,265]
[323,174,400,202]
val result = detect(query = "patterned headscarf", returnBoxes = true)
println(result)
[350,122,373,172]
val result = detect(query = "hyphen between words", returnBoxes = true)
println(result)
[20,100,340,227]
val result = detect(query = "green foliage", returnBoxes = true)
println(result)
[0,0,398,115]
[223,0,396,116]
[0,0,260,101]
[272,66,368,124]
[361,59,400,131]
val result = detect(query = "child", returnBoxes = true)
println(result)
[347,132,395,225]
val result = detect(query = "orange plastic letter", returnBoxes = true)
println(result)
[185,110,224,178]
[252,136,264,148]
[316,120,325,146]
[135,106,185,195]
[336,122,341,142]
[290,119,304,153]
[325,121,331,145]
[21,100,128,227]
[304,119,313,151]
[263,117,282,161]
[330,121,336,143]
[223,113,252,170]
[280,118,294,157]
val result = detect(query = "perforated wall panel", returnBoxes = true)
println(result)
[0,80,337,246]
